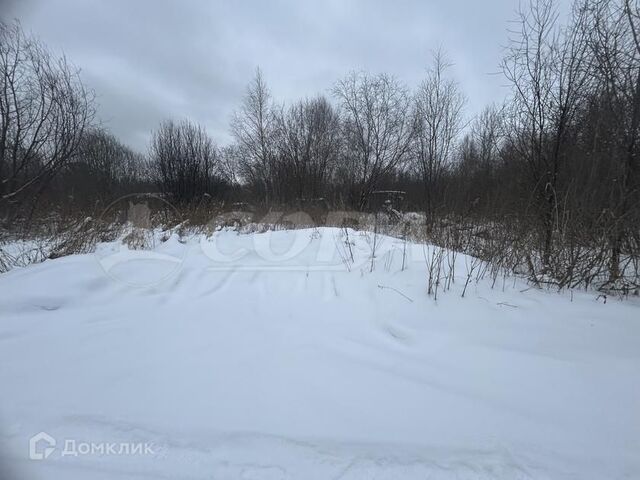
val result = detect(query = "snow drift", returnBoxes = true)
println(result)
[0,227,638,479]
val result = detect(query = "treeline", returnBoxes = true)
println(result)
[1,0,639,289]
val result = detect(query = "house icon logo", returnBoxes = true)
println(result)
[29,432,56,460]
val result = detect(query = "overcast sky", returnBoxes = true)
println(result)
[4,0,569,152]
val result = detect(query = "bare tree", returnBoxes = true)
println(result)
[455,104,505,213]
[149,119,224,203]
[44,128,145,209]
[333,72,413,210]
[274,96,341,204]
[582,0,640,282]
[230,68,277,205]
[501,0,591,270]
[412,50,466,219]
[471,105,505,172]
[73,128,141,199]
[0,20,95,223]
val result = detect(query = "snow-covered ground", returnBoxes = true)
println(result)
[0,227,639,479]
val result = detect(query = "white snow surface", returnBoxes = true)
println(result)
[0,227,639,479]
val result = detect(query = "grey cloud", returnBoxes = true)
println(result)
[5,0,570,152]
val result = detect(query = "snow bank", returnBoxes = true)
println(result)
[0,227,638,479]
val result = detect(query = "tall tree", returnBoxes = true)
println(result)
[501,0,591,269]
[230,68,277,205]
[333,72,413,210]
[149,119,224,203]
[274,96,341,204]
[585,0,640,282]
[0,20,95,223]
[412,50,466,219]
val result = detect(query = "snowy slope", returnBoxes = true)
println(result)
[0,227,639,479]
